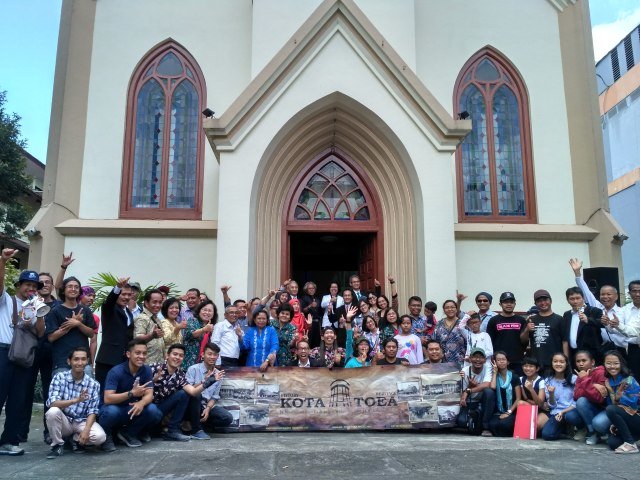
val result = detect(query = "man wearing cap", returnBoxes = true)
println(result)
[486,292,528,376]
[524,290,568,372]
[458,347,495,436]
[0,248,47,455]
[128,282,143,319]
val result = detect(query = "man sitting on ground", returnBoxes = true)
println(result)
[458,347,495,436]
[98,340,162,451]
[149,344,191,441]
[45,346,105,458]
[372,338,409,366]
[184,342,233,439]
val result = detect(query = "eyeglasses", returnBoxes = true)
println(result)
[226,311,238,316]
[476,299,490,303]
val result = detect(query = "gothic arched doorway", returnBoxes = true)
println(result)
[282,148,384,292]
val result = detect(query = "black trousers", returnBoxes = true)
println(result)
[20,342,53,439]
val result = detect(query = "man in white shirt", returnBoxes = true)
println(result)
[211,305,243,367]
[608,280,640,379]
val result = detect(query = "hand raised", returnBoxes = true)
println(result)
[374,278,381,287]
[547,385,556,394]
[609,313,620,328]
[61,252,75,268]
[569,258,583,276]
[0,248,18,261]
[220,285,231,293]
[116,276,130,289]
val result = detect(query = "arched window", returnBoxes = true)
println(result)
[120,40,206,219]
[286,152,379,227]
[454,48,536,223]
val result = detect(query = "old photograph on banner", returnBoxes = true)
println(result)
[218,363,462,431]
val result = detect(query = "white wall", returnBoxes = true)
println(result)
[455,239,591,311]
[63,235,217,299]
[415,0,575,225]
[79,0,253,219]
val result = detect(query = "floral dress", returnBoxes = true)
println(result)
[182,316,204,369]
[270,319,297,366]
[380,324,398,344]
[431,319,467,364]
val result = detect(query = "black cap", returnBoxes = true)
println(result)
[499,292,516,302]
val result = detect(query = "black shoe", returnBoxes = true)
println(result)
[138,432,151,443]
[46,444,64,459]
[117,431,142,448]
[72,441,86,454]
[101,435,116,453]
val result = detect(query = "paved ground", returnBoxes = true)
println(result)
[1,405,638,479]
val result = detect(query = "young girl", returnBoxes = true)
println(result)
[488,351,521,436]
[518,356,548,433]
[541,353,584,440]
[464,313,493,369]
[394,315,424,365]
[345,337,372,368]
[573,350,608,445]
[602,351,640,453]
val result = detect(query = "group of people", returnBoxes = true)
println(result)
[1,248,639,458]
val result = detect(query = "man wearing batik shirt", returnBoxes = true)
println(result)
[180,289,200,322]
[45,347,105,458]
[149,344,191,441]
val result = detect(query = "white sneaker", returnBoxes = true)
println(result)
[0,443,25,456]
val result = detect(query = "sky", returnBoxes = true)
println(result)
[0,0,639,164]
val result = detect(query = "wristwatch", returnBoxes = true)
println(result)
[506,409,512,415]
[127,390,133,400]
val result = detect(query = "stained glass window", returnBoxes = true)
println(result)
[123,43,205,218]
[293,158,372,221]
[455,51,534,221]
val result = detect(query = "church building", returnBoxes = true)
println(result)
[28,0,623,306]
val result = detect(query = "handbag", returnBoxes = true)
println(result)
[8,296,39,368]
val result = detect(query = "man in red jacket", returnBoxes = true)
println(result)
[573,350,609,445]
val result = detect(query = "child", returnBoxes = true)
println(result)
[464,313,493,369]
[573,350,608,445]
[488,351,521,437]
[394,315,424,365]
[602,350,640,453]
[518,356,548,433]
[541,353,584,440]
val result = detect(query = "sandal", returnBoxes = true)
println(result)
[614,442,639,454]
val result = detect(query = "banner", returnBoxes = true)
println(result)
[218,363,462,431]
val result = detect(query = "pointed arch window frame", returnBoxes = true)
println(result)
[453,47,537,224]
[119,39,207,220]
[285,150,381,232]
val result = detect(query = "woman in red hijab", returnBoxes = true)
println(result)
[289,298,311,338]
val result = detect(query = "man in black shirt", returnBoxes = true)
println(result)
[525,289,568,374]
[486,292,528,376]
[373,338,409,366]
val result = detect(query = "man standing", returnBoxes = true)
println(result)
[180,288,201,322]
[486,292,528,375]
[128,282,143,319]
[95,277,134,388]
[563,287,603,363]
[45,346,106,458]
[0,248,46,456]
[524,290,568,372]
[608,280,640,379]
[149,344,192,441]
[349,275,368,303]
[184,342,233,438]
[474,292,497,332]
[407,296,427,337]
[133,289,166,365]
[211,306,243,367]
[99,340,162,451]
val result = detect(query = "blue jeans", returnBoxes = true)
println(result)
[156,390,189,432]
[541,409,584,440]
[0,344,33,445]
[575,397,610,435]
[98,402,163,437]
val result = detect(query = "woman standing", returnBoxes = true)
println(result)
[270,303,297,366]
[160,297,186,354]
[182,300,217,369]
[380,308,401,344]
[239,310,278,371]
[301,282,323,348]
[363,316,382,361]
[431,300,467,364]
[488,351,522,436]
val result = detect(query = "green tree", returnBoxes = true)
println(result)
[0,90,32,238]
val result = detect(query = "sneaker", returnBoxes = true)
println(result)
[164,430,191,442]
[117,431,142,448]
[614,442,639,454]
[72,441,86,453]
[0,443,25,456]
[481,430,492,437]
[585,434,600,445]
[101,436,116,453]
[190,430,211,440]
[573,427,587,441]
[46,444,64,459]
[138,432,152,443]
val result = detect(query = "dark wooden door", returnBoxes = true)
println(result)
[358,234,376,293]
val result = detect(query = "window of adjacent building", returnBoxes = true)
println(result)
[120,41,206,219]
[454,48,536,223]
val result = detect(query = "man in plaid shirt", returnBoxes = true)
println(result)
[45,346,105,458]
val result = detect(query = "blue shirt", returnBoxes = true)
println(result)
[241,326,278,367]
[104,361,153,401]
